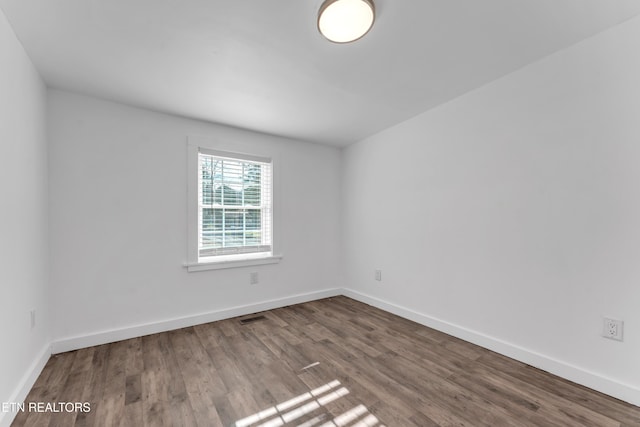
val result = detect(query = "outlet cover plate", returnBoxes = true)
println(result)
[250,272,259,285]
[603,318,623,341]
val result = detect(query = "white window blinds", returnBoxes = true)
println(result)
[197,148,272,260]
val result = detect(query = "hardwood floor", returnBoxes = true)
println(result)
[11,296,640,426]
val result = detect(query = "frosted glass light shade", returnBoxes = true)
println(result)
[318,0,375,43]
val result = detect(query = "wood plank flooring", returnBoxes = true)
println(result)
[11,296,640,426]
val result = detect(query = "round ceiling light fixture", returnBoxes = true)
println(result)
[318,0,375,43]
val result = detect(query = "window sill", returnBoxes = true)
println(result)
[184,254,283,272]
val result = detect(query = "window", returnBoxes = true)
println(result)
[187,141,281,271]
[198,149,272,259]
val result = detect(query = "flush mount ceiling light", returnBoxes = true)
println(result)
[318,0,375,43]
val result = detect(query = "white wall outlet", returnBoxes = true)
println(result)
[375,269,382,281]
[30,309,36,329]
[603,317,623,341]
[250,272,259,285]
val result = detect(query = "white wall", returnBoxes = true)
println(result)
[342,15,640,404]
[0,7,50,426]
[47,90,341,347]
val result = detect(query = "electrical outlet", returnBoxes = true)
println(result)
[30,310,36,329]
[250,272,259,285]
[375,270,382,281]
[603,317,623,341]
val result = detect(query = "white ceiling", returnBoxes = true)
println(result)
[2,0,640,146]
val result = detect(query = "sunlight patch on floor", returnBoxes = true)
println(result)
[234,380,384,427]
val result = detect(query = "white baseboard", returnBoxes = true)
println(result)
[51,288,341,354]
[44,286,640,407]
[0,343,51,427]
[342,288,640,407]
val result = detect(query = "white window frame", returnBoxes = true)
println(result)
[186,137,282,272]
